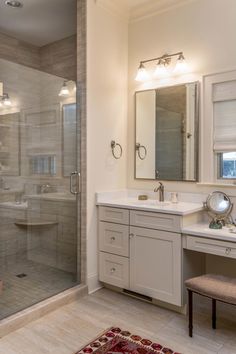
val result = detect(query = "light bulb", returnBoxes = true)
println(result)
[174,54,188,74]
[3,94,11,106]
[154,59,169,77]
[59,81,70,96]
[135,63,149,82]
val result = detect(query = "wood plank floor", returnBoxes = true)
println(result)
[0,288,236,354]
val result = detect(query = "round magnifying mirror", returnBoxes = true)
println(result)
[206,191,232,215]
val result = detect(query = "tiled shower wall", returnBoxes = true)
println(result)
[0,31,76,81]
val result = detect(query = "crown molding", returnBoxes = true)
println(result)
[93,0,129,23]
[129,0,197,23]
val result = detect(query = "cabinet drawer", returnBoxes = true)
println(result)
[99,252,129,288]
[99,222,129,257]
[130,210,181,232]
[186,236,236,259]
[99,207,129,225]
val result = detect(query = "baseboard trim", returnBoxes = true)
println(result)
[87,273,103,294]
[0,284,88,338]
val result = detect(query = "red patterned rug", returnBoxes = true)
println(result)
[76,327,181,354]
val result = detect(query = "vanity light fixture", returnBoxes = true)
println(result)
[173,53,188,74]
[135,62,149,82]
[135,51,188,81]
[0,93,12,107]
[154,59,169,77]
[2,93,12,106]
[58,81,70,97]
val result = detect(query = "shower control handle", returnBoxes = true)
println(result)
[70,171,81,195]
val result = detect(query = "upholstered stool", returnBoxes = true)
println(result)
[185,274,236,337]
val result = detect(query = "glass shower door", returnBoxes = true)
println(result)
[0,59,80,319]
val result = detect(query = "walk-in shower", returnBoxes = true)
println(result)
[0,58,80,320]
[0,0,80,320]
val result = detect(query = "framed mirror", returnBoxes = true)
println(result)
[135,82,199,181]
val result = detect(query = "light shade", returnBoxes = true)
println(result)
[174,53,188,74]
[135,63,149,82]
[59,81,70,96]
[154,59,169,77]
[2,93,11,106]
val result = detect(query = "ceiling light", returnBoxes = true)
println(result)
[135,62,149,82]
[2,93,12,106]
[5,0,23,8]
[58,81,70,97]
[173,53,188,74]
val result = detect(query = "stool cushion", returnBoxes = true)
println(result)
[185,274,236,305]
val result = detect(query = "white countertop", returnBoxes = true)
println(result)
[96,196,203,216]
[182,223,236,242]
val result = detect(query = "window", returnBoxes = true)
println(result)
[213,80,236,182]
[218,152,236,179]
[30,155,56,176]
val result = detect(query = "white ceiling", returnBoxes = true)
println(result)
[0,0,77,47]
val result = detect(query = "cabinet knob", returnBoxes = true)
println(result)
[225,247,231,255]
[129,233,134,239]
[110,267,116,273]
[110,236,116,241]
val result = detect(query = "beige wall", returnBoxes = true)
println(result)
[86,0,128,292]
[128,0,236,197]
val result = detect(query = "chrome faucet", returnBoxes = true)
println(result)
[154,182,164,202]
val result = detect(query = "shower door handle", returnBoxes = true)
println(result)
[70,171,81,195]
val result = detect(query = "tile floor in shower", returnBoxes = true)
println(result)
[0,253,78,319]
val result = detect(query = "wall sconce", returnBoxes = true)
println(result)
[58,80,70,97]
[0,93,12,107]
[135,51,188,82]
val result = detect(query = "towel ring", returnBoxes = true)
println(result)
[111,140,122,159]
[135,143,147,160]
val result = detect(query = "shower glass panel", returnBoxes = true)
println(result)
[0,58,80,320]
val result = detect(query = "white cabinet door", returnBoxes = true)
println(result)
[130,226,182,306]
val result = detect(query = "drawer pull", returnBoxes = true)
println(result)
[110,236,116,241]
[129,233,134,239]
[225,248,232,255]
[110,267,116,273]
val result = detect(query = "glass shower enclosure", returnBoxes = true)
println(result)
[0,58,80,319]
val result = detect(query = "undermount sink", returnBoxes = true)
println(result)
[123,199,171,207]
[135,200,170,207]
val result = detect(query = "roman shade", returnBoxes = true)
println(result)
[213,80,236,152]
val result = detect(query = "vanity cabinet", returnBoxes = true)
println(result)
[98,206,182,306]
[130,226,181,305]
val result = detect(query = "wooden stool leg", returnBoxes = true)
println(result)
[212,299,216,329]
[188,289,193,337]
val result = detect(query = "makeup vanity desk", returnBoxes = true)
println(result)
[96,192,236,311]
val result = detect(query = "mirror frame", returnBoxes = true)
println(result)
[206,191,233,216]
[134,81,200,182]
